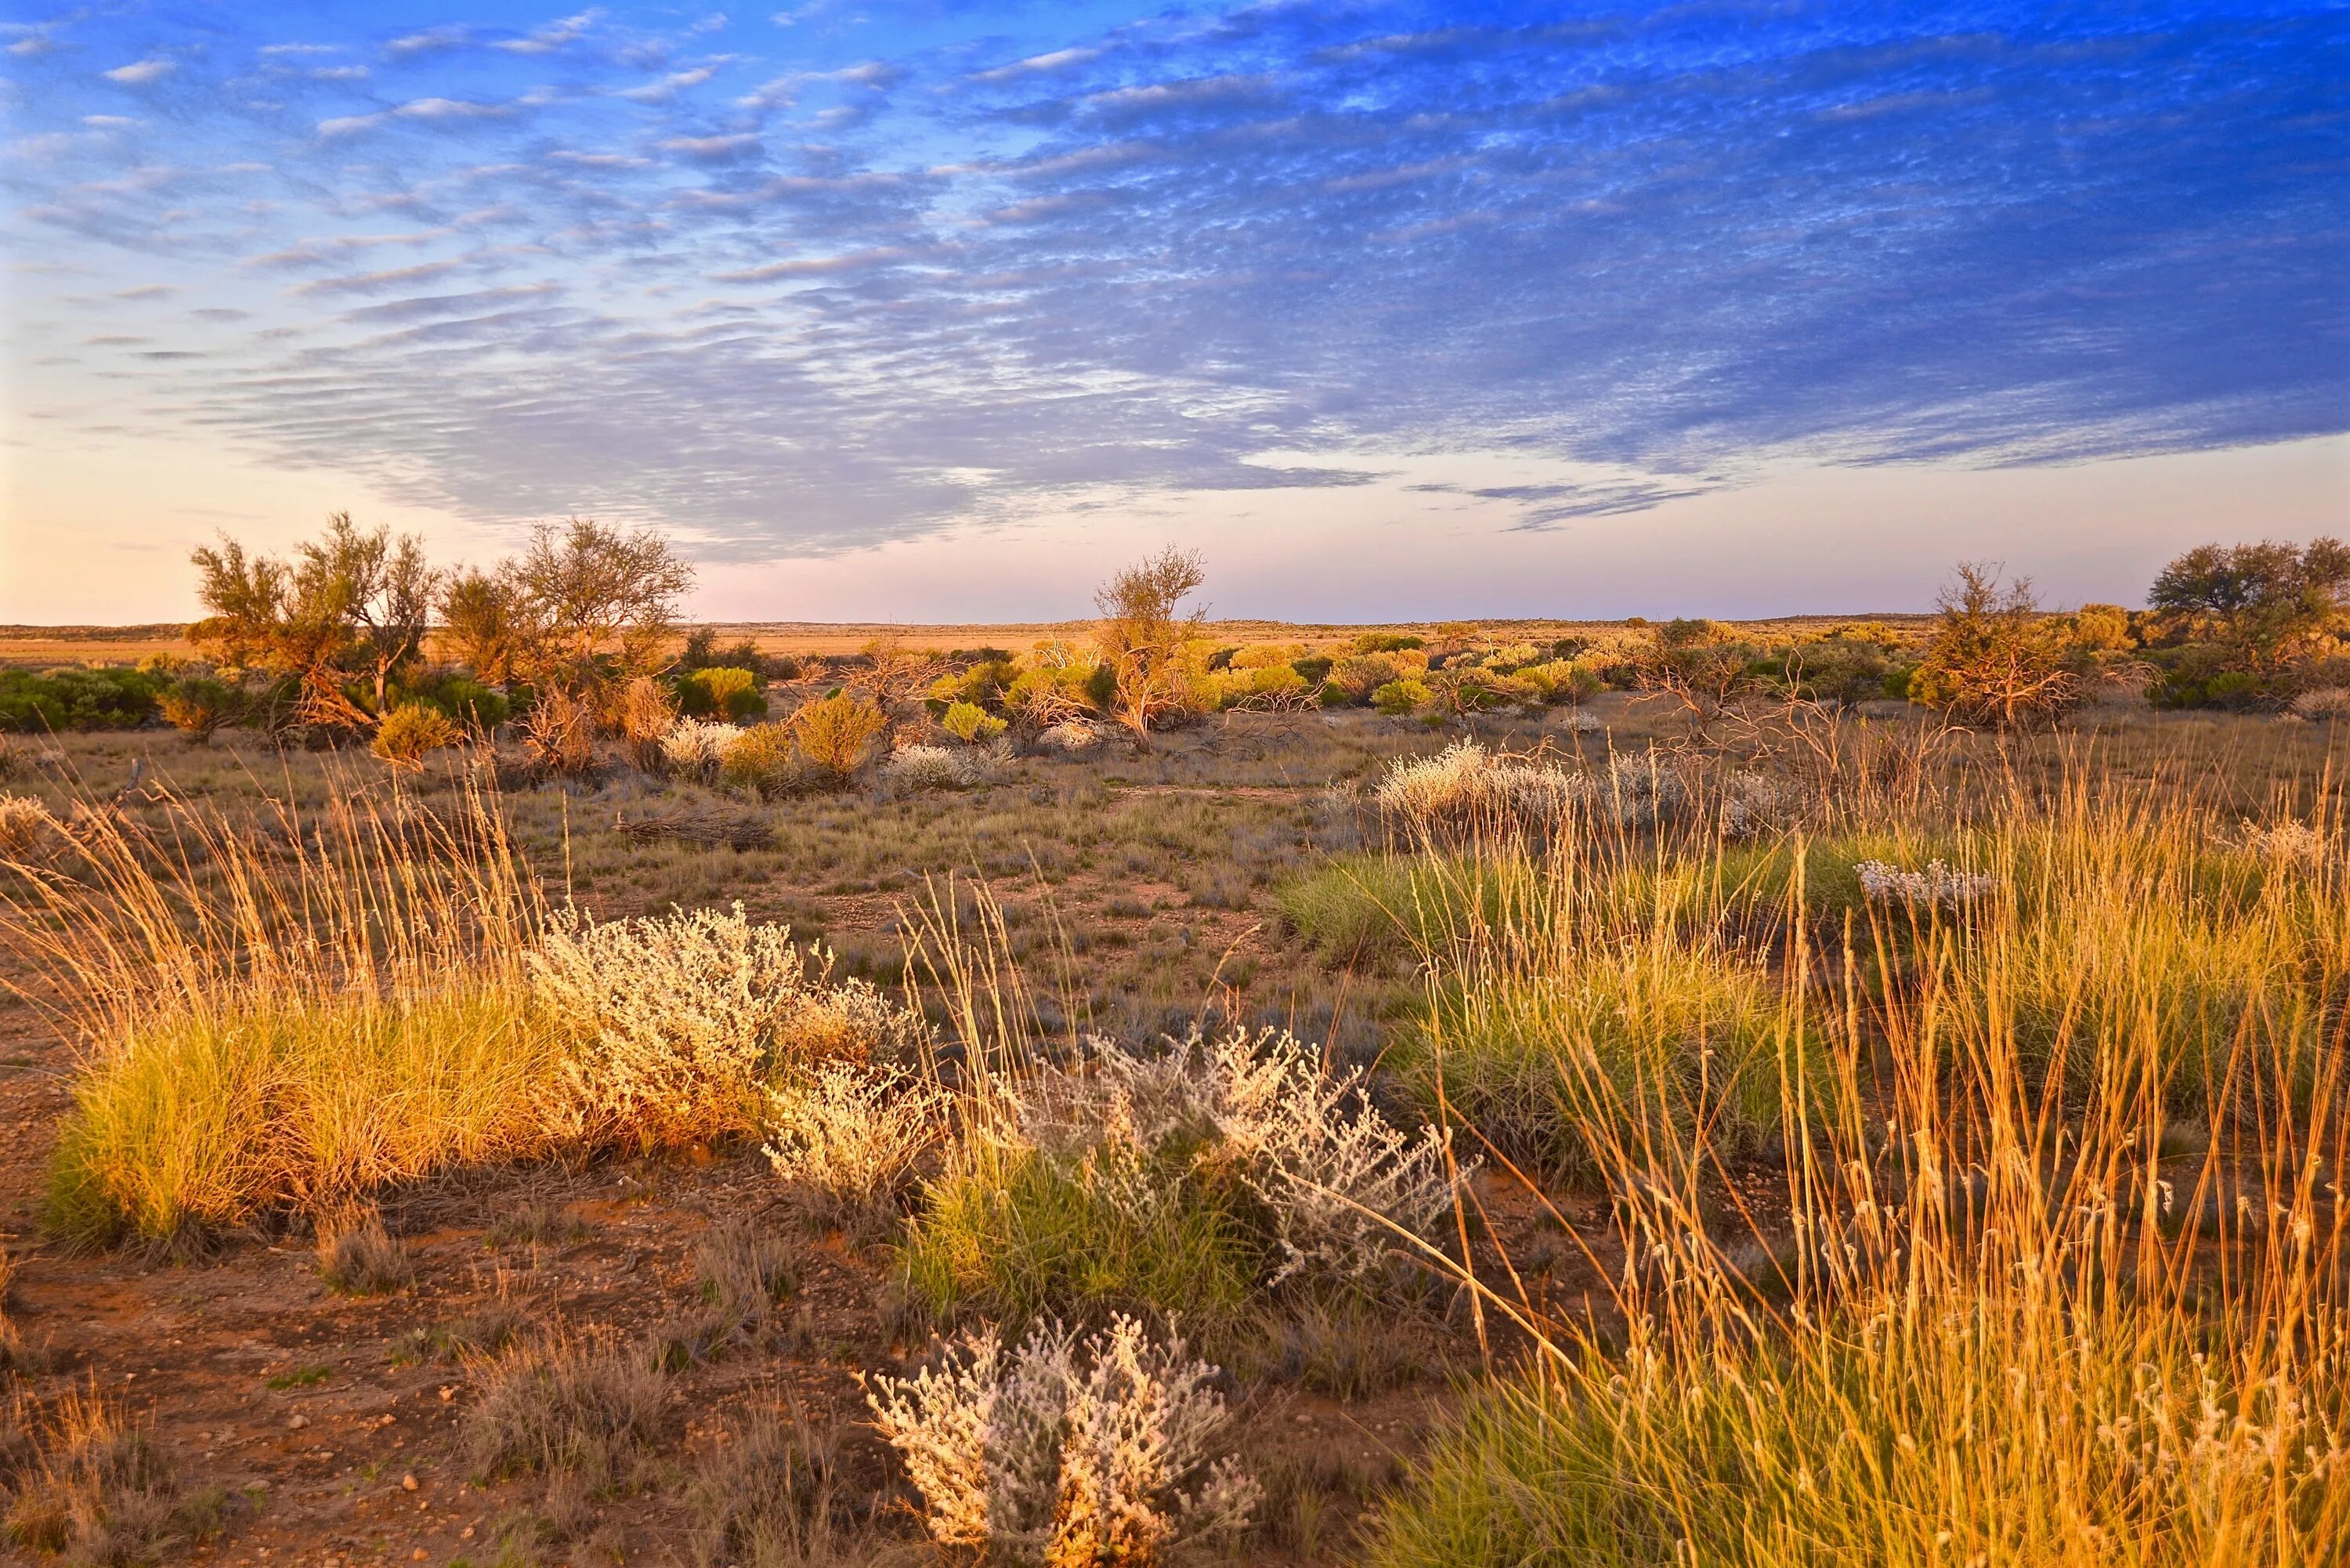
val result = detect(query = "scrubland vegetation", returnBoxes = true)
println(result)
[0,527,2345,1564]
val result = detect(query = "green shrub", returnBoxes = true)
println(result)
[1373,678,1431,716]
[941,700,1007,743]
[1291,655,1334,685]
[371,703,462,771]
[719,724,811,799]
[157,677,240,743]
[680,666,768,721]
[0,667,161,732]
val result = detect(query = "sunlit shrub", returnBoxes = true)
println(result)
[719,723,812,799]
[370,701,462,772]
[528,904,925,1150]
[941,700,1008,743]
[792,692,888,779]
[866,1314,1258,1566]
[156,677,240,744]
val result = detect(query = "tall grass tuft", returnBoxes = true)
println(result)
[1365,757,2350,1566]
[2,769,559,1252]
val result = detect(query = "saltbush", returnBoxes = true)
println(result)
[0,667,161,732]
[866,1315,1258,1566]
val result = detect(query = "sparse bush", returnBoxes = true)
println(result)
[370,700,462,772]
[2290,685,2350,720]
[765,1063,951,1229]
[792,693,888,779]
[941,700,1007,743]
[609,672,680,767]
[156,676,240,743]
[316,1208,414,1295]
[1908,563,2089,727]
[866,1314,1258,1566]
[528,905,926,1150]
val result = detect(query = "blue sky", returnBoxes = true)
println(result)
[3,2,2346,621]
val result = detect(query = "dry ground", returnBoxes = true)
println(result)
[3,684,2340,1567]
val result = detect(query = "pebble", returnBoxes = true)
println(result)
[287,1414,309,1430]
[402,1473,418,1492]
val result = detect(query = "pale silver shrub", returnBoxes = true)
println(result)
[1375,741,1589,840]
[528,903,927,1147]
[866,1314,1257,1566]
[2233,817,2332,866]
[0,793,55,858]
[1720,771,1792,840]
[1597,749,1690,829]
[763,1061,949,1212]
[2289,686,2350,720]
[1015,1029,1462,1290]
[660,718,743,779]
[1039,719,1104,752]
[883,744,970,791]
[1855,858,1997,909]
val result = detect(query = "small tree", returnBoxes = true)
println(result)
[1094,547,1207,740]
[487,518,696,772]
[2147,538,2349,685]
[1910,564,2088,728]
[506,518,695,692]
[190,512,439,732]
[1637,618,1760,735]
[439,568,526,687]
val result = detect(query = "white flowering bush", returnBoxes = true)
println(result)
[528,904,928,1147]
[764,1061,950,1218]
[2232,817,2332,866]
[1018,1029,1463,1291]
[2288,686,2350,721]
[1855,858,1997,909]
[660,718,743,779]
[1375,742,1587,841]
[883,744,971,791]
[1039,719,1104,752]
[0,793,55,858]
[866,1314,1258,1566]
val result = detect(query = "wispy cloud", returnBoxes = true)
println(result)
[103,59,175,85]
[8,1,2345,564]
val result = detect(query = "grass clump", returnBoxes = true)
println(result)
[45,979,561,1252]
[3,1382,226,1563]
[1363,760,2350,1567]
[463,1329,670,1484]
[316,1208,414,1295]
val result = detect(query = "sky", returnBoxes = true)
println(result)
[2,1,2346,624]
